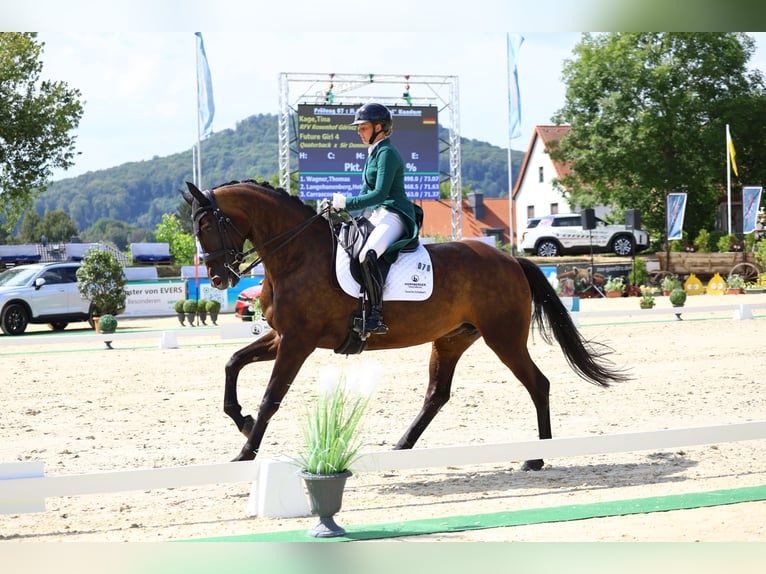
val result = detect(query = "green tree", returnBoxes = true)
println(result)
[0,33,84,232]
[76,248,126,316]
[38,209,79,242]
[155,213,196,265]
[550,33,764,242]
[81,217,152,251]
[19,209,78,243]
[18,210,42,243]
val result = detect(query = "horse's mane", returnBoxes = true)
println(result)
[214,179,316,218]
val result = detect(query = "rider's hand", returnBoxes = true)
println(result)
[319,198,332,213]
[332,193,347,210]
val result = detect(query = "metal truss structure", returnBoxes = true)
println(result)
[278,73,463,239]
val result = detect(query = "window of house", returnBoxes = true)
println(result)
[538,166,544,182]
[550,203,558,214]
[526,205,535,219]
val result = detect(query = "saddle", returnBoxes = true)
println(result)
[332,215,420,355]
[336,215,420,284]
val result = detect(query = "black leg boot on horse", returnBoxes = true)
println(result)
[359,250,388,335]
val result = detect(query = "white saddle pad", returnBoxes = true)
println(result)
[335,243,434,301]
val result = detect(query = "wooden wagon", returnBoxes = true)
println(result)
[651,251,761,284]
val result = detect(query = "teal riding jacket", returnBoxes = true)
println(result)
[344,138,422,263]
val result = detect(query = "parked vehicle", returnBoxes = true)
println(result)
[234,281,263,321]
[0,262,94,335]
[520,213,650,257]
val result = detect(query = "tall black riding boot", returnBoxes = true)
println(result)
[360,250,388,335]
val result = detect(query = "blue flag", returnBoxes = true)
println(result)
[195,32,215,137]
[507,33,524,140]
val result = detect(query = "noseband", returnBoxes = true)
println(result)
[192,187,326,281]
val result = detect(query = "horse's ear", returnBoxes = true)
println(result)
[183,181,209,206]
[180,187,194,206]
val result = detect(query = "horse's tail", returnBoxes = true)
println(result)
[517,257,629,387]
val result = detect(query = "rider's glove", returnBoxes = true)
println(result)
[332,193,347,210]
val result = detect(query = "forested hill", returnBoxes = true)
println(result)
[37,114,522,232]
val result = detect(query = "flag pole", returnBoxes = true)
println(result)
[726,124,732,235]
[195,36,203,190]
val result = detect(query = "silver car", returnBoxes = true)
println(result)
[0,262,93,335]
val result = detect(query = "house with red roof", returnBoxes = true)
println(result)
[418,193,511,247]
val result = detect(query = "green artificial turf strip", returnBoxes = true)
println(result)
[186,483,766,542]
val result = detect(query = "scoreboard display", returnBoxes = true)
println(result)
[297,104,440,201]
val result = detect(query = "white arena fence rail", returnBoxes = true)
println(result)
[2,421,765,519]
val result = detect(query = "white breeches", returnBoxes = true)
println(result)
[359,207,406,262]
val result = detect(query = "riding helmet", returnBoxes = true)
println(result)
[351,102,393,131]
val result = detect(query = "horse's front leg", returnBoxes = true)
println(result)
[223,329,280,438]
[232,334,316,462]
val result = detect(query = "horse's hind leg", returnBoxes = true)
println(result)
[395,327,480,450]
[483,334,551,471]
[223,329,280,437]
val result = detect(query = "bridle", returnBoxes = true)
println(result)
[191,187,328,281]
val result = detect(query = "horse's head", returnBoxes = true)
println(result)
[181,181,247,289]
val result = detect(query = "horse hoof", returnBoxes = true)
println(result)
[521,459,544,471]
[231,449,256,462]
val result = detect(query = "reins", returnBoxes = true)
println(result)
[193,187,332,280]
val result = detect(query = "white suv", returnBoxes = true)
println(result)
[520,214,650,257]
[0,262,94,335]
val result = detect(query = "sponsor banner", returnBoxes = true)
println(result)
[742,186,763,234]
[120,276,264,317]
[667,193,687,241]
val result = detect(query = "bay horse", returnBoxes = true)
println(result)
[182,180,627,469]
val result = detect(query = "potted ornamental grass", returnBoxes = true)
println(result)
[295,364,381,538]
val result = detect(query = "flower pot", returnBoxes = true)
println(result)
[640,302,654,309]
[209,311,219,325]
[177,312,186,326]
[605,290,623,298]
[298,470,352,538]
[197,311,208,325]
[726,288,743,295]
[185,312,196,326]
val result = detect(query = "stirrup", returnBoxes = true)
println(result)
[364,310,388,335]
[364,318,388,335]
